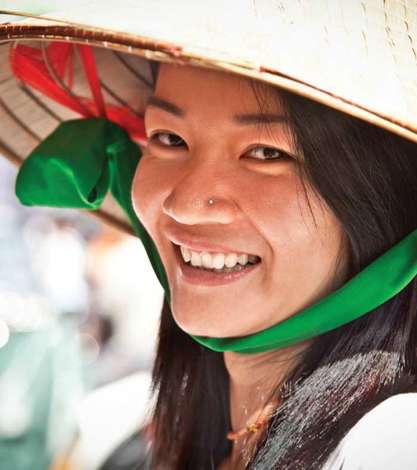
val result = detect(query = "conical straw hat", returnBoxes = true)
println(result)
[1,1,417,234]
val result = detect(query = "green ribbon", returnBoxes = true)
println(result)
[195,227,417,353]
[15,117,169,302]
[15,118,417,354]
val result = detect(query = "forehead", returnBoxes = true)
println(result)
[152,63,283,115]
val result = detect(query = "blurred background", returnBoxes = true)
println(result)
[0,155,164,470]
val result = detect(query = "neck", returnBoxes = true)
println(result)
[224,339,310,433]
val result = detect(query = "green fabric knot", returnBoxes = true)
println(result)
[15,117,170,301]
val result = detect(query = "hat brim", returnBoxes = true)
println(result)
[1,3,417,233]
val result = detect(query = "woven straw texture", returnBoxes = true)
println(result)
[0,0,417,232]
[0,40,155,233]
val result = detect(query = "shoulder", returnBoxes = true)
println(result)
[323,393,417,470]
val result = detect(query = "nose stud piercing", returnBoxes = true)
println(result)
[208,198,215,205]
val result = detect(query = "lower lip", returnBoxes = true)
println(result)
[174,245,261,286]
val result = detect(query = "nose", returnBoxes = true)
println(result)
[162,161,241,225]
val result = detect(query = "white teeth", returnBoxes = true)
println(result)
[225,253,238,267]
[180,246,191,262]
[191,251,202,267]
[212,253,226,269]
[179,245,259,268]
[201,252,213,269]
[237,254,248,265]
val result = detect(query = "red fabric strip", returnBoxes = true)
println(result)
[78,44,107,118]
[11,43,93,117]
[10,42,147,142]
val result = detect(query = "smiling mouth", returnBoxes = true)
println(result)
[173,243,262,273]
[186,259,261,273]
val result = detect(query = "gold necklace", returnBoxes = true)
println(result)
[226,400,278,442]
[225,378,298,442]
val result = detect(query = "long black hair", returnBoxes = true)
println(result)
[147,74,417,469]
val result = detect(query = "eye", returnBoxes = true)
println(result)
[245,146,293,162]
[148,132,294,162]
[149,132,186,148]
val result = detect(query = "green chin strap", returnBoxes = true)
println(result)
[15,118,417,354]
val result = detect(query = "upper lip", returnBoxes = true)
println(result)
[166,230,260,257]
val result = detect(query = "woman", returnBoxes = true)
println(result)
[134,62,417,470]
[1,2,417,469]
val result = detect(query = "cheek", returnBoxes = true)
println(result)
[259,175,342,268]
[131,155,169,233]
[255,175,312,250]
[257,177,347,317]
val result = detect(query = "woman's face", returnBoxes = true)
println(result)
[132,63,350,337]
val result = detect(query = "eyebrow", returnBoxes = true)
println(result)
[146,96,289,126]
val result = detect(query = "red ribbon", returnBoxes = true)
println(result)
[10,41,147,143]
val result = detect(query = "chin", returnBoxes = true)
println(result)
[171,311,235,337]
[170,300,260,337]
[174,316,252,338]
